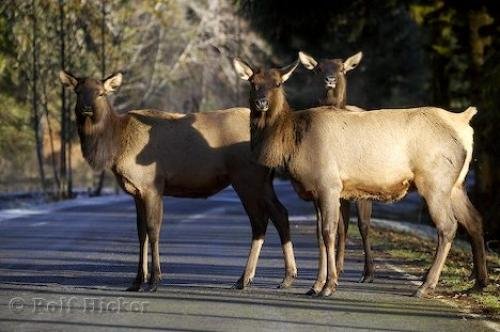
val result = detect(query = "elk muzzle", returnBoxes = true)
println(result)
[325,76,337,89]
[255,98,269,112]
[82,106,93,117]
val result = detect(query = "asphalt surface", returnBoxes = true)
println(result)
[0,181,496,331]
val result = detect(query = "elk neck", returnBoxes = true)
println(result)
[77,99,126,170]
[249,88,311,169]
[324,75,347,108]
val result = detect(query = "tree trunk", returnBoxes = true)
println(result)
[431,54,450,108]
[93,0,107,196]
[31,0,46,194]
[468,8,497,240]
[41,77,60,192]
[58,0,68,198]
[67,111,73,197]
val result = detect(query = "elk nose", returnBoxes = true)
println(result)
[255,99,269,112]
[82,106,93,116]
[325,76,337,87]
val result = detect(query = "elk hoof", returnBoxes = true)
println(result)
[145,283,158,292]
[145,279,160,292]
[232,277,252,290]
[470,280,487,293]
[307,280,326,296]
[476,275,488,288]
[278,273,297,289]
[319,286,335,297]
[305,288,319,296]
[413,286,433,298]
[358,272,374,283]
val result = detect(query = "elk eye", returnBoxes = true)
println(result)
[275,82,281,88]
[98,91,106,97]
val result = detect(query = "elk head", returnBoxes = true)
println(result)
[59,71,123,126]
[233,58,299,114]
[59,71,124,170]
[298,51,362,90]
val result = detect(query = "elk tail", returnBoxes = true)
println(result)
[451,107,476,187]
[460,106,478,123]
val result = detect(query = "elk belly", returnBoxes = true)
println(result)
[341,178,412,202]
[163,174,230,198]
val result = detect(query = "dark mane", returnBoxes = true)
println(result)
[250,91,312,168]
[77,106,127,170]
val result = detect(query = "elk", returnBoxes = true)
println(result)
[299,50,374,283]
[234,58,488,297]
[299,51,364,111]
[59,71,297,292]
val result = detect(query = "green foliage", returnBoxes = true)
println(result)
[0,94,34,180]
[475,46,500,238]
[0,96,32,155]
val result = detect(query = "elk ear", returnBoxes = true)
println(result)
[233,58,254,80]
[103,73,123,93]
[298,51,318,70]
[343,51,363,73]
[59,70,78,89]
[279,59,300,82]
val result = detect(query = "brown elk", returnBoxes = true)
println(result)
[59,71,297,292]
[234,58,488,297]
[298,51,363,110]
[299,50,374,283]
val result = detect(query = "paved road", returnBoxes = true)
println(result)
[0,182,495,331]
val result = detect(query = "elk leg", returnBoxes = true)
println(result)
[451,187,488,289]
[307,200,327,295]
[319,189,341,297]
[357,200,374,283]
[127,197,149,291]
[232,181,269,289]
[415,193,456,298]
[235,215,268,289]
[143,190,164,292]
[266,185,297,289]
[336,199,350,276]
